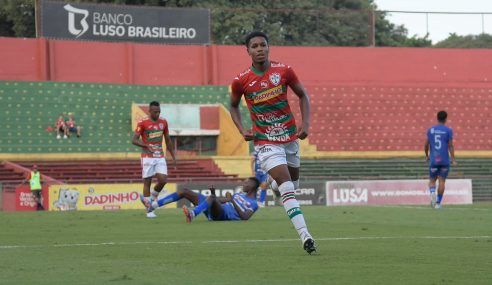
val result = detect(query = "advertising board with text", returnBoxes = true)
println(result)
[48,183,176,211]
[326,179,472,206]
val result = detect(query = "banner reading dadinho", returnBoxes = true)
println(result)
[48,183,176,211]
[40,1,210,44]
[326,179,472,206]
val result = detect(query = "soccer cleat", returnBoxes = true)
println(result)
[182,206,195,223]
[56,134,61,139]
[139,194,154,213]
[434,203,442,209]
[303,238,317,255]
[146,211,157,218]
[258,201,265,208]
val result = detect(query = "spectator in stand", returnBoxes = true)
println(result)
[66,113,82,138]
[22,165,44,210]
[55,115,67,139]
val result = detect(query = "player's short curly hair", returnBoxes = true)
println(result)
[245,31,269,48]
[249,177,261,190]
[437,110,447,122]
[149,101,160,107]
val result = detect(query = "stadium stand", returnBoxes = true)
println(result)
[0,159,238,186]
[301,158,492,201]
[289,85,492,152]
[0,81,251,154]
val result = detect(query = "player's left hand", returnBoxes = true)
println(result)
[297,125,309,140]
[452,159,458,166]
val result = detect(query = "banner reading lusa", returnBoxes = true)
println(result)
[39,0,210,44]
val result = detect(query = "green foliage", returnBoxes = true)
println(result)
[434,33,492,48]
[0,0,430,47]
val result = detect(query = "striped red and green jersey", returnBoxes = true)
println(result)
[135,117,169,158]
[231,61,300,145]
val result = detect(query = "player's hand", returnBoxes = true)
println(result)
[452,159,458,166]
[425,157,430,162]
[242,129,254,141]
[297,124,309,140]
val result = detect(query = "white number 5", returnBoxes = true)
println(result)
[434,134,442,150]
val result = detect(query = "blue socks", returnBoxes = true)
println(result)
[193,198,210,216]
[437,193,443,204]
[157,192,180,207]
[259,189,267,203]
[429,187,436,194]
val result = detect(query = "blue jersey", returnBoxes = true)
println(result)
[219,193,259,221]
[427,124,453,166]
[253,151,268,182]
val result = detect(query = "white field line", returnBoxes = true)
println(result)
[374,205,491,211]
[1,235,490,250]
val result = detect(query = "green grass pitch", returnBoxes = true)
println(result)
[1,204,491,285]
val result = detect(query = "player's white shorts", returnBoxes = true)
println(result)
[254,140,300,173]
[141,157,168,178]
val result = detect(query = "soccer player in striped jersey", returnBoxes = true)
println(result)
[229,31,316,254]
[425,110,457,209]
[133,101,176,218]
[141,177,260,222]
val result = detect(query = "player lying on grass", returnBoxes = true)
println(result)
[140,177,260,222]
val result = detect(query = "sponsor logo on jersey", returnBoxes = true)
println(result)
[269,72,281,86]
[265,123,290,142]
[271,62,286,68]
[257,111,288,123]
[249,80,257,87]
[148,131,163,139]
[253,85,283,104]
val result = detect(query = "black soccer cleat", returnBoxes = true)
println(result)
[303,238,317,255]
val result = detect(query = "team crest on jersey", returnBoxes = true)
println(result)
[260,81,269,88]
[159,123,164,130]
[265,123,290,142]
[269,73,281,86]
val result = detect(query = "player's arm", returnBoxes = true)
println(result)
[132,132,153,152]
[229,82,253,141]
[290,82,311,140]
[448,139,457,165]
[230,198,255,220]
[424,138,430,161]
[22,172,31,184]
[164,132,176,163]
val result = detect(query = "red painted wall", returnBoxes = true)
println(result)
[2,37,492,86]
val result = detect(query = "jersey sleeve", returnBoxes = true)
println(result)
[230,78,244,99]
[285,66,300,87]
[135,121,144,135]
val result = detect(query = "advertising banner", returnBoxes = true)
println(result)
[14,185,49,211]
[326,179,473,206]
[40,1,210,44]
[48,183,176,211]
[177,181,326,207]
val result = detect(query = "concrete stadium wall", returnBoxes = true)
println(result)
[1,37,491,86]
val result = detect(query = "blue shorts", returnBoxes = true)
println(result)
[206,203,239,221]
[429,164,450,178]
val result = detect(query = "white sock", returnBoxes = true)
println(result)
[270,179,278,191]
[278,181,310,239]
